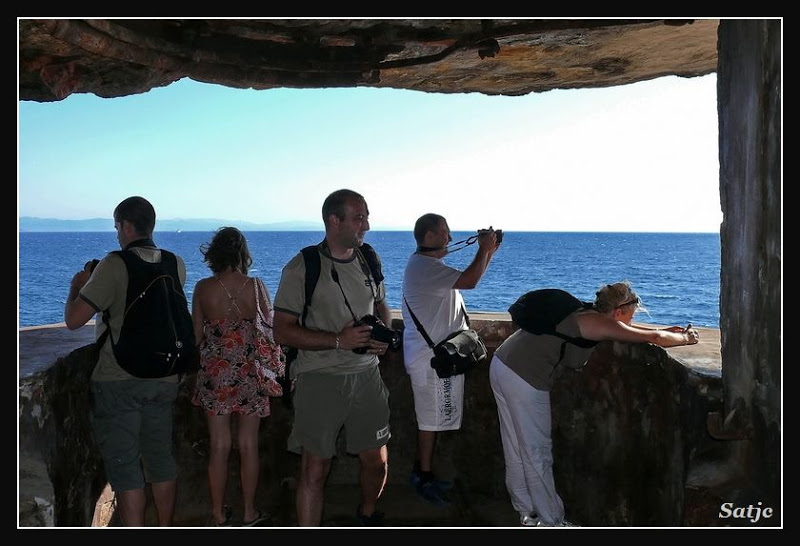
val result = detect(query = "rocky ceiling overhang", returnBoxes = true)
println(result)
[18,18,719,102]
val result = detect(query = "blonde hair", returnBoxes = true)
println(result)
[594,281,646,314]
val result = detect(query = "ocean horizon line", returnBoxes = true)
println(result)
[18,215,720,235]
[18,228,721,235]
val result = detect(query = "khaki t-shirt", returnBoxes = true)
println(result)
[79,246,187,382]
[274,246,385,377]
[495,310,597,391]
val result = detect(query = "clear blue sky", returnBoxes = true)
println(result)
[18,73,721,232]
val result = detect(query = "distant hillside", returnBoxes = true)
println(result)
[19,217,323,232]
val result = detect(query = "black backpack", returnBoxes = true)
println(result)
[280,242,384,406]
[97,247,198,378]
[508,288,598,365]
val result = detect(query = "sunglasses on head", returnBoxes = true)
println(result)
[617,297,640,309]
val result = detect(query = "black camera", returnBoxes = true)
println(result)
[479,228,503,244]
[353,314,402,354]
[85,259,100,273]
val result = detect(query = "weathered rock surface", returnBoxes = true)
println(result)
[18,19,718,102]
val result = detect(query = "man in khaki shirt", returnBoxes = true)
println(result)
[64,196,187,527]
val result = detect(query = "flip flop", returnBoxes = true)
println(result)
[242,510,269,527]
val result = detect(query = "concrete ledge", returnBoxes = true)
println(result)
[19,322,96,378]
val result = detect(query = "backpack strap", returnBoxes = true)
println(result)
[97,313,111,350]
[550,307,599,373]
[358,242,384,285]
[299,244,322,327]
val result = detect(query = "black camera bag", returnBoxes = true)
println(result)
[430,328,487,378]
[404,298,487,379]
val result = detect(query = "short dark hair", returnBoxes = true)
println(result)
[322,189,365,226]
[200,226,253,274]
[114,196,156,237]
[413,213,446,245]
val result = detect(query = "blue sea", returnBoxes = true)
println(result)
[18,231,720,329]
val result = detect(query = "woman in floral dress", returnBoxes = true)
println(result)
[192,227,282,526]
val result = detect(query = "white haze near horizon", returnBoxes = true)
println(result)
[18,74,721,233]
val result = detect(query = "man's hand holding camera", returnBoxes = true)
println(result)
[70,269,91,293]
[337,320,372,352]
[477,226,503,253]
[70,258,101,296]
[365,338,391,356]
[336,319,387,355]
[338,315,400,355]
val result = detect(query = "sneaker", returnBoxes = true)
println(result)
[409,470,453,491]
[520,514,539,526]
[417,480,452,507]
[536,519,578,527]
[355,505,385,527]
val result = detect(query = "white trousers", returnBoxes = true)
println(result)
[489,354,565,525]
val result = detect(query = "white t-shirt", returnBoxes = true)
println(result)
[401,253,466,383]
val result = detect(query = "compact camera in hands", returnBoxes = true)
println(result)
[478,227,503,244]
[85,259,100,273]
[352,314,402,354]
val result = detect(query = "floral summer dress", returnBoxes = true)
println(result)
[192,276,279,417]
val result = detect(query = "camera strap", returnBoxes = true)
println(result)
[330,263,361,324]
[416,244,446,253]
[445,235,479,254]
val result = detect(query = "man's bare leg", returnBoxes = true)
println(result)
[296,450,331,526]
[116,488,147,526]
[357,445,388,517]
[417,430,436,473]
[150,479,176,526]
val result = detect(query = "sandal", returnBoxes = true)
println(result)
[242,510,269,527]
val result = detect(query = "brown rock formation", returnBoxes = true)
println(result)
[19,19,718,102]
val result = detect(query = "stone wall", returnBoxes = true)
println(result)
[717,18,782,509]
[19,320,739,527]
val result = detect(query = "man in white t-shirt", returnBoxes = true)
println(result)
[401,213,501,506]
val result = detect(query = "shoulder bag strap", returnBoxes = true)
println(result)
[461,302,471,328]
[403,297,435,348]
[253,277,262,318]
[255,277,272,323]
